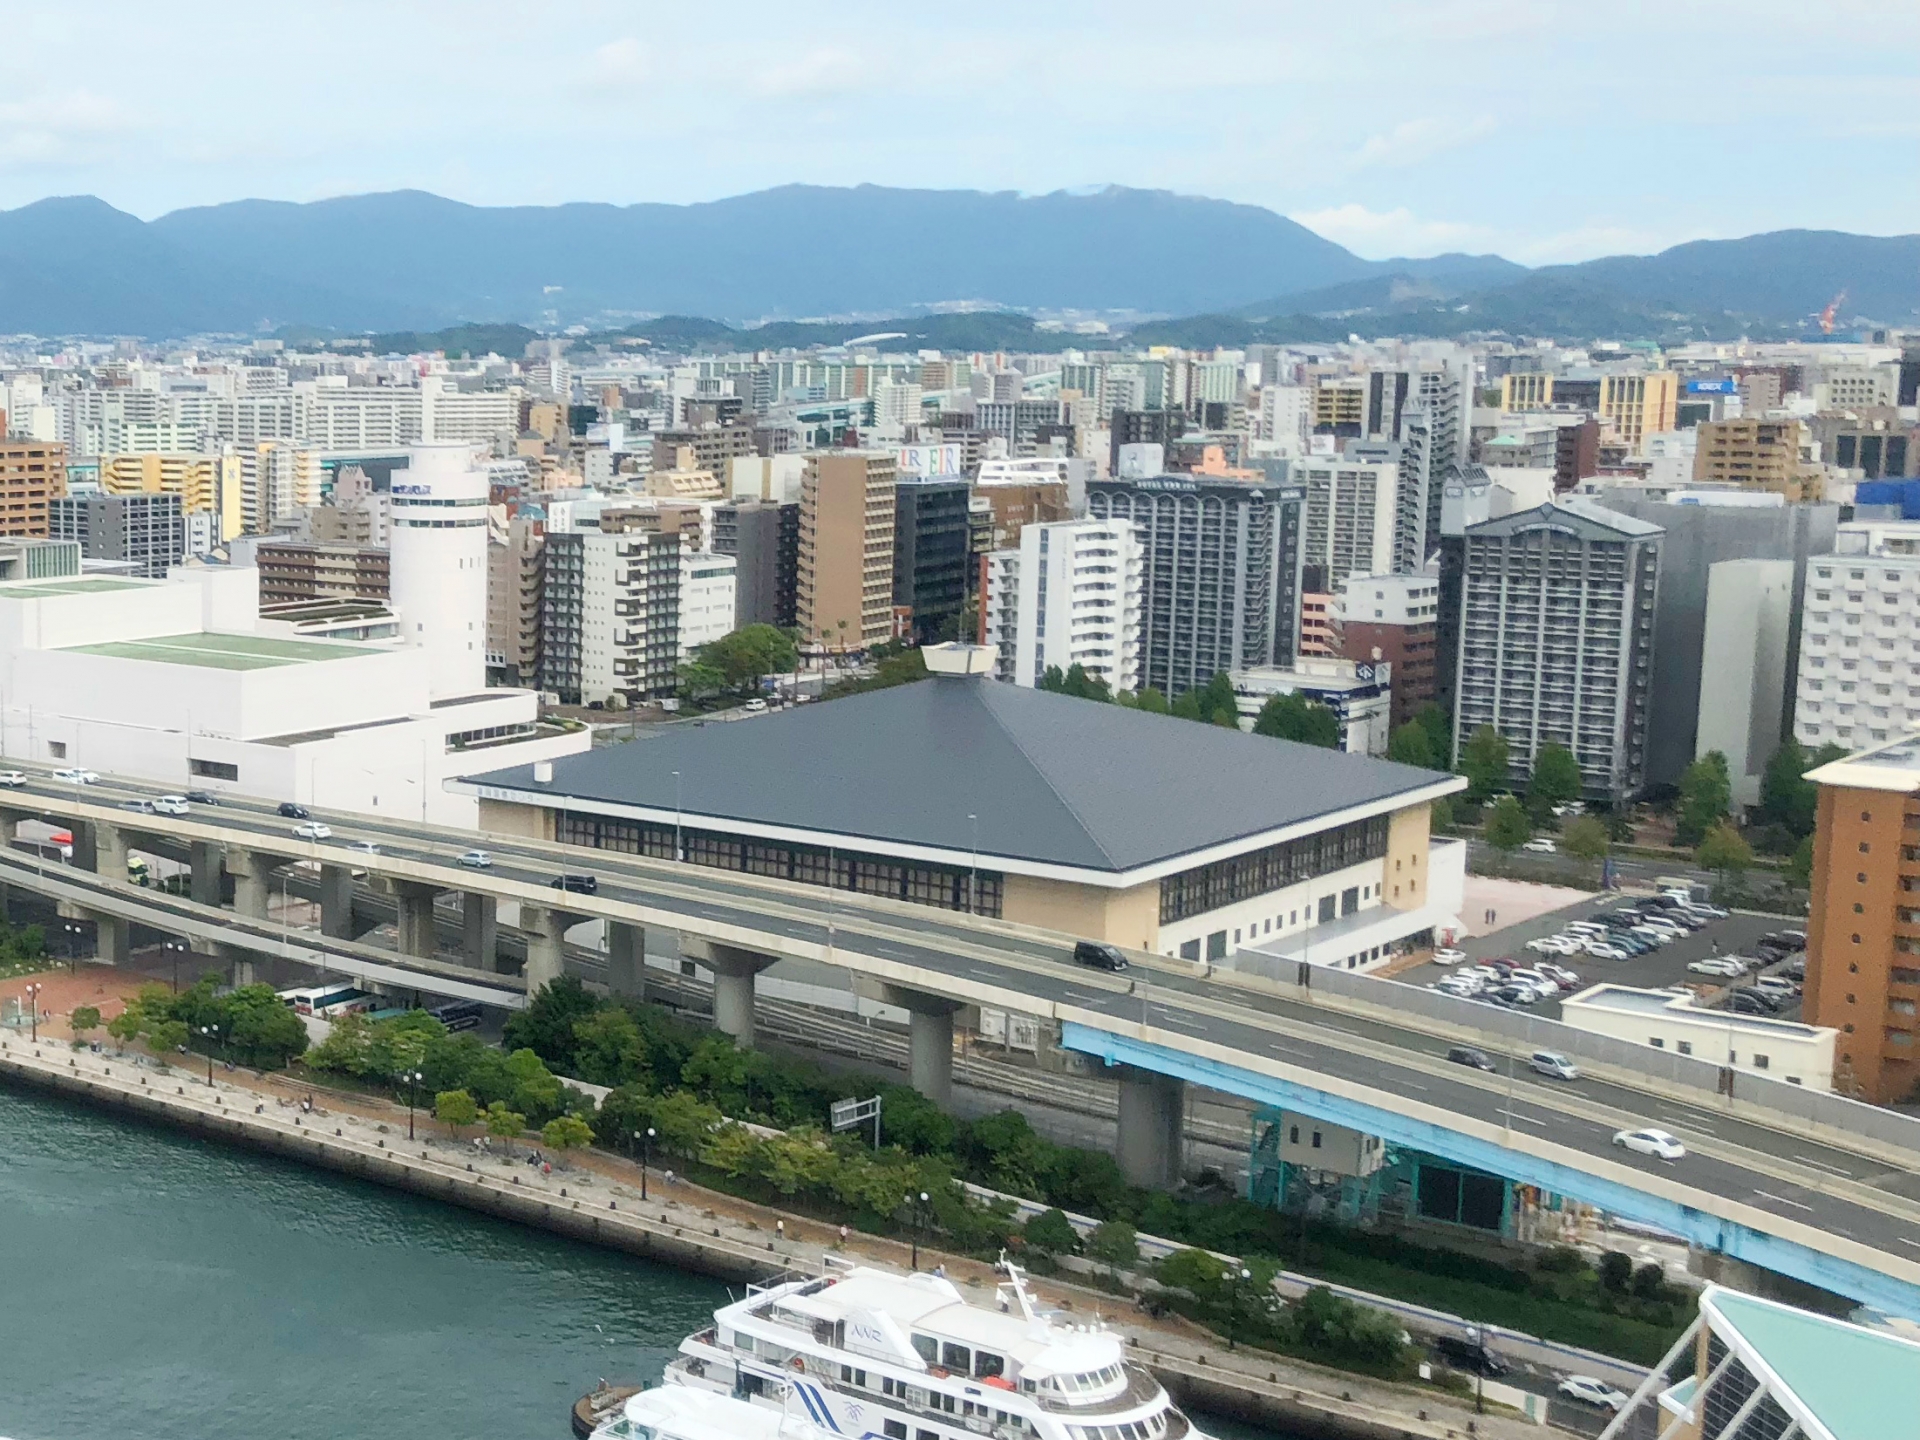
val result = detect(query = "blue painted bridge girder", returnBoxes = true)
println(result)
[1061,1021,1920,1321]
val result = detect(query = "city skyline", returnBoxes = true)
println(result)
[1,0,1916,264]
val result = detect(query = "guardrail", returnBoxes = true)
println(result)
[1249,958,1920,1156]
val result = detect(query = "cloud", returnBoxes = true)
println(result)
[1506,223,1702,265]
[0,89,137,168]
[1350,115,1497,171]
[754,47,863,100]
[1289,203,1491,257]
[587,37,650,89]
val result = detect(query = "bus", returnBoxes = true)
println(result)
[278,982,369,1017]
[427,999,483,1033]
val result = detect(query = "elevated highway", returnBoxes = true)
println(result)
[6,763,1920,1316]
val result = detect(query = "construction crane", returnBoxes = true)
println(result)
[1819,290,1848,335]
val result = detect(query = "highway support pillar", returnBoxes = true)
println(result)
[69,820,97,874]
[606,920,645,999]
[393,882,443,960]
[520,904,571,994]
[877,984,962,1109]
[1115,1065,1186,1191]
[319,864,355,940]
[189,841,225,907]
[92,821,130,881]
[224,848,282,921]
[683,939,774,1048]
[462,892,499,971]
[91,911,129,967]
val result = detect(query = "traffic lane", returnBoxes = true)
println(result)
[1082,992,1920,1255]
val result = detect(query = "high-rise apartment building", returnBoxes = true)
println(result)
[1108,409,1186,471]
[1298,459,1400,593]
[1801,740,1920,1101]
[486,513,543,687]
[984,518,1142,691]
[1598,372,1679,450]
[1692,418,1818,494]
[1086,474,1304,697]
[679,551,738,659]
[254,539,391,605]
[1792,521,1920,754]
[0,439,66,536]
[49,493,187,579]
[971,478,1071,551]
[892,477,972,643]
[99,450,242,542]
[1452,500,1663,802]
[537,517,685,706]
[713,499,798,629]
[797,451,896,649]
[1332,573,1440,729]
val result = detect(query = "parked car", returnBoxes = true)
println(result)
[1686,903,1730,920]
[1530,1051,1580,1081]
[1431,948,1468,965]
[1753,976,1801,999]
[292,821,332,840]
[1587,943,1631,961]
[742,698,768,713]
[152,795,190,815]
[550,873,599,895]
[1447,1046,1498,1071]
[277,801,310,819]
[1613,1127,1687,1160]
[1727,988,1783,1015]
[1522,838,1558,854]
[457,849,493,868]
[1558,1376,1629,1411]
[52,767,100,784]
[1527,936,1580,955]
[1689,958,1747,977]
[0,769,26,786]
[1433,1335,1511,1377]
[1074,940,1128,971]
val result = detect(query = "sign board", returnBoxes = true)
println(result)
[831,1095,883,1146]
[898,444,962,478]
[1687,378,1737,395]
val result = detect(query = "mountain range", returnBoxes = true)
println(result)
[0,185,1914,343]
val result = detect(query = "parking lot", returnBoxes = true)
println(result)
[1399,892,1805,1021]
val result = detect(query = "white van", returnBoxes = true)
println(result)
[1530,1051,1580,1081]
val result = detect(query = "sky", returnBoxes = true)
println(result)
[1,0,1915,266]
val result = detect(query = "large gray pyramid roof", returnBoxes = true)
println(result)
[467,676,1447,874]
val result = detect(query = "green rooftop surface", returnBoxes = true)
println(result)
[1711,1288,1920,1439]
[0,578,151,598]
[60,632,372,670]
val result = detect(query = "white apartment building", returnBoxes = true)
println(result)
[1332,572,1440,627]
[985,518,1142,692]
[679,551,738,659]
[1259,385,1309,455]
[1700,559,1794,807]
[1299,459,1399,591]
[1812,365,1898,411]
[1792,520,1920,753]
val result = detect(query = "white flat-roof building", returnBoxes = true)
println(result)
[1231,657,1394,756]
[1793,520,1920,753]
[984,518,1142,692]
[1561,983,1836,1090]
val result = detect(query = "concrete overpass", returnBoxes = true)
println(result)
[8,762,1920,1317]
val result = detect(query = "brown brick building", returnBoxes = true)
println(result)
[1334,573,1440,729]
[1804,741,1920,1102]
[0,440,68,536]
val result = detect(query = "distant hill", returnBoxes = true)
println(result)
[2,185,1915,341]
[607,311,1044,354]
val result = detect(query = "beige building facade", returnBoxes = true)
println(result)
[798,450,896,648]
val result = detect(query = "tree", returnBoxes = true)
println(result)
[148,1018,189,1060]
[1696,821,1754,884]
[69,1005,101,1044]
[502,976,600,1076]
[106,1007,142,1052]
[1788,834,1814,888]
[1131,687,1170,715]
[1253,692,1341,748]
[1526,742,1582,816]
[1413,702,1452,767]
[1759,739,1847,838]
[1387,721,1435,769]
[1484,795,1533,853]
[571,1006,647,1088]
[676,656,726,700]
[1675,752,1732,848]
[701,624,798,692]
[1022,1207,1080,1257]
[1039,663,1113,703]
[484,1100,527,1144]
[435,1089,479,1137]
[1086,1219,1138,1279]
[1561,815,1611,864]
[1459,725,1510,801]
[1598,1251,1634,1294]
[650,1088,723,1159]
[1194,672,1238,726]
[541,1114,595,1156]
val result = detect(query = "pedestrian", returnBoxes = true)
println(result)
[838,1224,849,1248]
[776,1219,785,1242]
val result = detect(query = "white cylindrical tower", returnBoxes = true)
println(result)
[389,442,489,699]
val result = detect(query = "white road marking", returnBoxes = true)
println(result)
[1790,1154,1855,1177]
[1500,1110,1550,1128]
[1752,1189,1815,1213]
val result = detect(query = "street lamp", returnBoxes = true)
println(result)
[198,1023,220,1086]
[1229,1266,1252,1350]
[967,813,978,915]
[910,1190,931,1270]
[62,920,83,973]
[404,1069,424,1140]
[672,770,683,862]
[24,981,41,1043]
[163,938,187,992]
[639,1125,656,1200]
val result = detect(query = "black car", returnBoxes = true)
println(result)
[1433,1335,1511,1377]
[1073,940,1128,971]
[1447,1046,1497,1071]
[550,874,599,895]
[1727,988,1782,1015]
[277,801,310,819]
[184,791,218,805]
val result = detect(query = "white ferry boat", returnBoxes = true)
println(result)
[590,1383,823,1440]
[666,1261,1205,1440]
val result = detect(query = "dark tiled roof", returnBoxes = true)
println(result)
[465,678,1448,873]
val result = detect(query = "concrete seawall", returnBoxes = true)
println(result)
[0,1038,1540,1440]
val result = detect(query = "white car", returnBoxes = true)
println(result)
[1587,943,1631,961]
[1613,1127,1687,1161]
[52,767,100,784]
[1688,958,1746,977]
[1432,948,1468,965]
[1523,837,1558,854]
[0,769,26,787]
[1558,1376,1629,1411]
[458,849,494,868]
[1527,937,1580,955]
[293,821,333,840]
[343,839,381,855]
[742,698,768,713]
[152,795,190,815]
